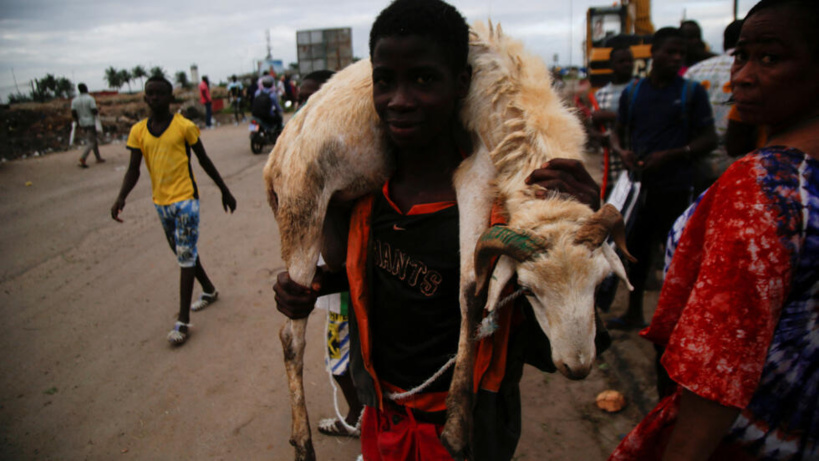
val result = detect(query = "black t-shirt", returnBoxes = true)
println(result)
[369,190,461,393]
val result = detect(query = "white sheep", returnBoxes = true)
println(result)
[263,21,633,461]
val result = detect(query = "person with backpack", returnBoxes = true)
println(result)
[251,75,283,131]
[607,27,717,333]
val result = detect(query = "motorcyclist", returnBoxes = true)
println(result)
[251,75,284,131]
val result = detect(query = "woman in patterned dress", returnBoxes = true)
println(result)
[610,0,819,459]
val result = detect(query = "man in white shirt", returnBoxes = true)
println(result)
[71,83,104,167]
[590,45,635,197]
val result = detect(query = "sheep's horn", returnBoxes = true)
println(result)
[574,204,636,262]
[474,226,550,294]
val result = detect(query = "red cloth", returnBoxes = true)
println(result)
[609,153,800,460]
[360,406,453,461]
[643,157,790,410]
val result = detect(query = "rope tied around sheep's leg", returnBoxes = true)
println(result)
[475,287,528,339]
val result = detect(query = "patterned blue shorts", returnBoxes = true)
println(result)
[154,199,199,268]
[321,292,351,376]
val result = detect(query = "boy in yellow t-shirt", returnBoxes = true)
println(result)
[111,76,237,346]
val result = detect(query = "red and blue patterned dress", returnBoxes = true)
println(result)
[610,146,819,460]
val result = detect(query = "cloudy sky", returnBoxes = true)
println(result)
[0,0,757,102]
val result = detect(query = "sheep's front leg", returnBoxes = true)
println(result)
[280,252,321,461]
[442,151,495,460]
[275,198,326,461]
[280,317,315,461]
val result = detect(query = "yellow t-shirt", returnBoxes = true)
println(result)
[127,114,200,205]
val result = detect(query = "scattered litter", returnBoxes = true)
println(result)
[595,389,626,413]
[43,387,58,395]
[25,181,33,187]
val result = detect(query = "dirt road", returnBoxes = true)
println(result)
[0,122,657,460]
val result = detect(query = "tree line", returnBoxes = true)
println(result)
[104,65,195,92]
[7,74,75,104]
[6,64,198,104]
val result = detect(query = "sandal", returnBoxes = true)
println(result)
[167,321,191,345]
[317,418,360,438]
[605,317,648,331]
[191,291,218,312]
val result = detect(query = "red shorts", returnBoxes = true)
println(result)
[360,405,453,461]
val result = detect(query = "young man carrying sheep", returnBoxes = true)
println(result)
[274,0,603,459]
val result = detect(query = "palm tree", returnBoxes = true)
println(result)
[104,66,122,91]
[55,77,74,99]
[132,65,147,90]
[31,74,58,102]
[149,66,167,79]
[117,69,132,93]
[174,70,191,90]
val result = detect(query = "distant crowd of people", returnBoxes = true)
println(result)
[69,0,818,459]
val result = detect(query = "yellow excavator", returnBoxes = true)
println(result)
[586,0,654,89]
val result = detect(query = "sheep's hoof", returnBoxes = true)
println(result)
[440,417,471,461]
[290,438,316,461]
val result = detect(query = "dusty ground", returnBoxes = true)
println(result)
[0,121,660,460]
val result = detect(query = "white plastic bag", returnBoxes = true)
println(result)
[69,121,76,146]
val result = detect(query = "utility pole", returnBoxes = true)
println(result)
[569,0,573,67]
[11,67,20,93]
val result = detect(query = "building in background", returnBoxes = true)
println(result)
[258,58,285,77]
[296,28,353,75]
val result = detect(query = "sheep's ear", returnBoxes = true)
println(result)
[602,244,633,291]
[484,256,517,312]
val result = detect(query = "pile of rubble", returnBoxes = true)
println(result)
[0,88,228,161]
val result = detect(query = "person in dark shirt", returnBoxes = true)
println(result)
[608,27,717,331]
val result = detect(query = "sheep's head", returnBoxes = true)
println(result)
[474,204,634,380]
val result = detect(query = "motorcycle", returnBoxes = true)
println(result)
[249,118,282,154]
